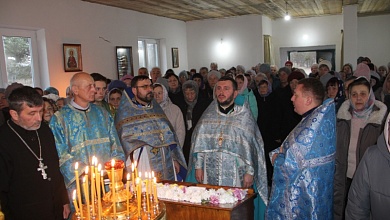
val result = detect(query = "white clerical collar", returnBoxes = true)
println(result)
[70,99,90,110]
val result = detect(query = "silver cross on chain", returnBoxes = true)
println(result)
[37,160,48,179]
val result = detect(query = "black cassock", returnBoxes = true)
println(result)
[0,120,69,220]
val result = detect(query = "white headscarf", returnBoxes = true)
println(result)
[154,83,170,110]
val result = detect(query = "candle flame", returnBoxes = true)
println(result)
[131,163,134,172]
[134,161,137,168]
[111,159,115,168]
[101,170,104,176]
[73,190,77,200]
[98,164,101,171]
[152,171,154,178]
[85,166,89,174]
[83,176,86,183]
[139,172,142,178]
[75,162,79,170]
[127,173,130,180]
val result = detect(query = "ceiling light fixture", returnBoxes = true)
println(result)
[284,1,291,21]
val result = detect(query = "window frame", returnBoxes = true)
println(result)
[0,28,42,88]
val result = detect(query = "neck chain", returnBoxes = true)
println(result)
[7,120,48,180]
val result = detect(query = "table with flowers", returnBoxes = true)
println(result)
[157,181,256,220]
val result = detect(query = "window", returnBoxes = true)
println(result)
[288,49,335,74]
[280,45,336,74]
[0,28,42,88]
[138,38,160,73]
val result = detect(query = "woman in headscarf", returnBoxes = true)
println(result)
[191,73,211,103]
[326,77,345,112]
[380,73,390,112]
[234,74,258,120]
[42,97,56,124]
[178,70,189,85]
[164,71,186,111]
[107,88,122,117]
[180,80,211,164]
[253,79,279,187]
[153,83,185,148]
[334,76,387,219]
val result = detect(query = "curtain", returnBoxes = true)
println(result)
[263,35,274,64]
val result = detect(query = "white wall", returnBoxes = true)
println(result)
[186,15,263,71]
[0,0,187,96]
[272,15,343,70]
[358,14,390,67]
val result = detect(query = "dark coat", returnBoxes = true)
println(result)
[272,85,301,142]
[0,121,69,220]
[168,89,186,111]
[334,100,387,220]
[345,133,390,219]
[253,89,279,186]
[181,97,211,164]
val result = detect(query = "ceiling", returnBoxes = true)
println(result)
[82,0,390,22]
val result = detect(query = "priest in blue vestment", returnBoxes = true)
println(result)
[49,72,125,200]
[115,75,187,181]
[186,77,268,219]
[266,78,336,219]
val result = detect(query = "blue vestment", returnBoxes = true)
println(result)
[115,88,187,181]
[266,99,336,219]
[186,100,268,219]
[49,103,125,198]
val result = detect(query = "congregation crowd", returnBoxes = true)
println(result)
[1,56,390,220]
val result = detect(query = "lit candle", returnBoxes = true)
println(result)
[101,170,105,196]
[91,156,96,214]
[91,173,95,216]
[111,159,116,217]
[153,177,158,203]
[131,163,135,191]
[85,166,90,204]
[145,172,150,213]
[83,176,91,220]
[72,190,80,214]
[126,173,130,216]
[136,178,141,218]
[96,164,102,220]
[74,163,83,219]
[134,161,138,178]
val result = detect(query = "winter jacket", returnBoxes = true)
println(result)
[334,99,387,220]
[234,88,258,120]
[163,99,185,148]
[345,133,390,219]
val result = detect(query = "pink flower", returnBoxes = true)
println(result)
[233,189,243,200]
[210,195,220,204]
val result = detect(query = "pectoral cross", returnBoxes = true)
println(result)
[37,160,48,180]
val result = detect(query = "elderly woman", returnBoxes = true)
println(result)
[153,83,185,147]
[334,76,387,219]
[234,74,258,120]
[178,70,189,85]
[180,80,211,164]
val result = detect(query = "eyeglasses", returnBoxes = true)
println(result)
[134,84,153,89]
